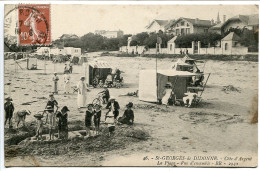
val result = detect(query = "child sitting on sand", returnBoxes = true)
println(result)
[118,102,134,125]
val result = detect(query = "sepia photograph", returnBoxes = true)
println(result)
[2,3,258,167]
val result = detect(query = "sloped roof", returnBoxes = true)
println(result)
[248,14,259,26]
[182,55,196,62]
[183,18,212,27]
[60,34,79,40]
[222,32,241,41]
[209,23,223,30]
[170,17,212,28]
[222,14,259,28]
[168,36,177,43]
[155,20,169,26]
[165,20,176,30]
[146,20,169,29]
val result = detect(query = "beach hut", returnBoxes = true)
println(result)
[139,70,201,102]
[86,60,112,86]
[27,58,37,70]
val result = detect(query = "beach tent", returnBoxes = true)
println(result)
[139,70,200,102]
[86,60,112,86]
[78,55,88,65]
[182,55,196,64]
[171,58,194,71]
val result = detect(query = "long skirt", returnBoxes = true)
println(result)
[77,94,87,108]
[53,81,58,93]
[64,82,70,93]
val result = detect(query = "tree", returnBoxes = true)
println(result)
[174,32,222,48]
[130,32,149,46]
[119,34,132,47]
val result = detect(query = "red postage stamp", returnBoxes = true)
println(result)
[18,4,51,45]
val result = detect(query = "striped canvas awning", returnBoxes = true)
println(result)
[89,61,112,68]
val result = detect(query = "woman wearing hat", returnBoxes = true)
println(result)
[4,97,14,128]
[52,72,59,94]
[118,102,134,125]
[85,104,94,137]
[45,94,58,140]
[77,76,89,108]
[56,106,70,140]
[162,82,173,106]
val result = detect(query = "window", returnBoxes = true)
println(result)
[170,44,173,51]
[176,24,179,27]
[187,23,190,27]
[225,43,228,50]
[176,29,179,35]
[181,28,185,35]
[186,28,190,34]
[181,22,185,26]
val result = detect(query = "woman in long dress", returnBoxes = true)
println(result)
[162,82,172,105]
[52,72,59,94]
[63,70,70,94]
[77,76,89,108]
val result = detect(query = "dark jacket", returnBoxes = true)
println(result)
[56,112,68,130]
[85,110,94,127]
[106,101,120,118]
[101,89,110,98]
[120,109,134,125]
[4,102,14,118]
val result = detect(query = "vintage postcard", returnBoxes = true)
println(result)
[3,3,258,167]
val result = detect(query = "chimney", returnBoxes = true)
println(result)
[223,15,226,23]
[211,19,215,25]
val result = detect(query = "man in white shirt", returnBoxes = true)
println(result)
[183,90,198,108]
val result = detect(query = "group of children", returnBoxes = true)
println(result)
[33,93,135,141]
[34,94,70,141]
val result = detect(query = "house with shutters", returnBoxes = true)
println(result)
[168,17,214,36]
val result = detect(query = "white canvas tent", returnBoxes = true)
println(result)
[139,70,200,102]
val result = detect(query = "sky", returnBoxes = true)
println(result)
[4,4,259,40]
[51,5,258,40]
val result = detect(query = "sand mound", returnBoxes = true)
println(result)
[5,121,149,158]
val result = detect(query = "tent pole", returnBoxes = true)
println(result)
[156,43,158,103]
[200,73,211,97]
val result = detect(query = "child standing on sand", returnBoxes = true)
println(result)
[56,106,69,140]
[93,104,102,135]
[105,111,115,137]
[85,104,94,137]
[34,114,44,141]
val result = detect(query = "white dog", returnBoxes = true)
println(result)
[14,110,31,128]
